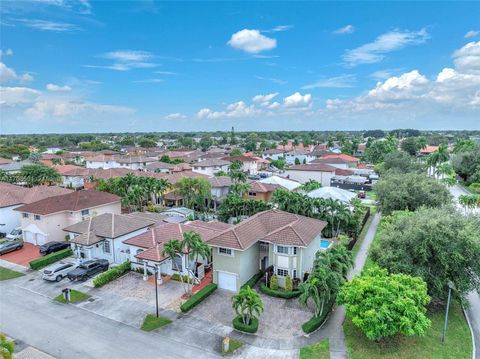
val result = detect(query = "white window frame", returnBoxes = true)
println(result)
[81,209,90,216]
[276,245,289,255]
[104,240,111,254]
[22,213,29,218]
[34,215,41,221]
[277,268,289,277]
[218,247,234,257]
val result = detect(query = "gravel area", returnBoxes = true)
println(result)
[189,288,313,339]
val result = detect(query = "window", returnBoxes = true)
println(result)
[277,268,289,277]
[218,247,233,256]
[81,209,89,216]
[292,269,297,279]
[293,247,297,255]
[34,215,41,221]
[22,213,29,218]
[172,256,183,271]
[248,192,257,196]
[104,241,111,254]
[276,245,289,254]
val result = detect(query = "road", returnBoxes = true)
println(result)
[449,185,479,359]
[0,282,220,359]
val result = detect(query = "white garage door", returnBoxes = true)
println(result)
[218,272,237,292]
[36,233,47,246]
[24,231,35,244]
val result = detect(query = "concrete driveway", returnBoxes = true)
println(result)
[189,288,313,339]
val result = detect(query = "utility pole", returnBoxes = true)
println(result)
[442,281,454,343]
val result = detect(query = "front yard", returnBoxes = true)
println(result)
[189,287,313,339]
[0,266,25,281]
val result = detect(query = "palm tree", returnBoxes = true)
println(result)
[0,333,15,359]
[459,194,478,215]
[427,144,449,178]
[181,231,203,295]
[162,239,188,293]
[231,286,264,325]
[416,136,427,151]
[435,162,454,179]
[299,277,323,317]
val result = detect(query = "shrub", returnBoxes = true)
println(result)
[93,261,130,288]
[259,282,302,299]
[285,275,293,292]
[171,273,194,284]
[269,274,278,290]
[180,283,217,313]
[232,315,259,334]
[29,248,73,270]
[241,271,262,290]
[302,297,336,334]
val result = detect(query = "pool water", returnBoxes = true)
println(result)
[320,240,331,249]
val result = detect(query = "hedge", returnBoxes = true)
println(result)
[240,270,262,290]
[180,283,217,313]
[171,273,194,284]
[259,282,302,299]
[232,315,259,334]
[29,248,73,270]
[93,261,130,288]
[302,297,336,334]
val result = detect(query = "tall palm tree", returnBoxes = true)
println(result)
[181,231,203,295]
[231,286,264,325]
[162,239,188,294]
[427,144,449,177]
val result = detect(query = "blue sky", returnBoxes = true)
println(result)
[1,1,480,134]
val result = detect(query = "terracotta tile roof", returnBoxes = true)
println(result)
[419,145,438,154]
[207,209,327,250]
[64,213,154,238]
[194,158,231,167]
[222,156,257,162]
[208,176,233,188]
[0,182,72,208]
[53,165,85,175]
[14,190,120,215]
[335,168,355,176]
[70,231,104,246]
[288,163,337,172]
[248,181,284,193]
[321,154,360,162]
[116,156,156,164]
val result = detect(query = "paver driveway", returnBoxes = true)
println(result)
[0,243,41,266]
[189,288,313,339]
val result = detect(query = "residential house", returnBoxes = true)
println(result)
[284,149,316,165]
[0,160,32,174]
[307,187,356,203]
[116,156,157,171]
[207,209,328,291]
[0,182,71,236]
[261,149,285,161]
[85,153,120,169]
[14,190,121,245]
[208,176,233,210]
[258,175,301,192]
[64,213,156,264]
[310,154,360,169]
[243,181,283,202]
[144,161,191,173]
[192,159,230,176]
[222,156,258,175]
[284,163,337,186]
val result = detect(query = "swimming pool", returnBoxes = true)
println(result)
[320,239,331,249]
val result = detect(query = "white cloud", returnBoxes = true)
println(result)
[102,50,152,62]
[343,29,429,66]
[227,29,277,54]
[154,71,177,75]
[264,25,293,33]
[465,30,479,39]
[452,41,480,74]
[164,113,186,120]
[133,78,164,83]
[0,62,34,83]
[0,49,13,58]
[0,86,41,106]
[46,83,72,92]
[302,74,356,89]
[85,50,159,71]
[252,92,278,103]
[197,108,226,120]
[255,75,287,85]
[11,18,81,31]
[283,92,312,109]
[334,25,355,35]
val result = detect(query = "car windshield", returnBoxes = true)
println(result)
[10,229,21,235]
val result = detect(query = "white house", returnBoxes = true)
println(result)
[284,149,316,165]
[284,163,337,186]
[192,159,230,176]
[116,156,157,171]
[85,154,120,169]
[258,175,302,192]
[222,156,258,175]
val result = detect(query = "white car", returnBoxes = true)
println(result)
[42,261,77,282]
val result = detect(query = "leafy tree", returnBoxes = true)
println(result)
[451,145,480,183]
[199,135,213,151]
[363,129,385,139]
[371,207,480,302]
[375,172,451,214]
[138,138,157,148]
[174,177,212,211]
[300,179,322,192]
[379,151,423,174]
[0,333,15,359]
[229,148,243,157]
[294,157,301,165]
[18,164,61,187]
[217,194,272,222]
[228,160,247,184]
[458,194,479,214]
[338,266,431,341]
[400,137,420,156]
[28,152,42,163]
[232,286,264,325]
[269,158,286,170]
[269,274,279,290]
[365,137,397,164]
[453,139,475,154]
[214,170,228,177]
[285,275,293,292]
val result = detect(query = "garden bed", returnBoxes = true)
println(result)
[29,248,72,270]
[232,315,259,334]
[54,289,91,304]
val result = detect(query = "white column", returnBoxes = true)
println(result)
[156,265,162,285]
[143,262,148,281]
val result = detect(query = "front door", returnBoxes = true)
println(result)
[261,256,269,271]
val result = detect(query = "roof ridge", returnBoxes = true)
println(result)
[111,213,115,238]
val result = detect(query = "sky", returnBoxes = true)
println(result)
[1,1,480,134]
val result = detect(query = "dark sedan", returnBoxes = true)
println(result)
[39,241,70,256]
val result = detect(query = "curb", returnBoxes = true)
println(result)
[463,306,476,359]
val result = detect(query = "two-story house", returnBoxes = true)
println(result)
[207,209,329,292]
[14,190,121,245]
[192,159,231,176]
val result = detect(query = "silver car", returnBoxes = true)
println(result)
[42,261,77,282]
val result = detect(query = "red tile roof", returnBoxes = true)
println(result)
[222,156,257,162]
[288,163,337,172]
[248,181,284,193]
[321,154,360,162]
[0,182,72,208]
[14,190,120,215]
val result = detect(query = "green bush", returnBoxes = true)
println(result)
[269,274,278,290]
[241,271,262,290]
[180,283,217,313]
[302,297,336,334]
[93,261,130,288]
[29,248,73,270]
[260,282,302,299]
[285,275,293,292]
[171,273,194,284]
[232,315,259,333]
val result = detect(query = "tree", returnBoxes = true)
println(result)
[269,158,286,170]
[400,137,420,156]
[451,145,480,183]
[229,148,243,157]
[365,138,397,164]
[174,177,212,211]
[338,266,431,341]
[199,136,213,151]
[426,144,449,176]
[138,138,157,148]
[28,152,42,163]
[231,286,264,325]
[162,239,188,294]
[0,333,15,359]
[294,157,301,165]
[375,172,451,214]
[300,179,322,192]
[458,194,479,214]
[371,207,480,302]
[18,164,61,187]
[228,160,247,184]
[453,139,475,154]
[380,151,423,174]
[269,274,279,290]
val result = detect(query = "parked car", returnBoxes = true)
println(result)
[6,227,22,240]
[42,261,77,282]
[67,259,109,281]
[357,191,366,199]
[0,238,24,255]
[39,241,70,256]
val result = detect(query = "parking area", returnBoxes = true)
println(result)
[0,243,41,267]
[189,288,313,339]
[95,271,184,309]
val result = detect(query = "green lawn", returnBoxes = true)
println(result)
[300,339,330,359]
[0,266,25,281]
[54,289,91,304]
[351,207,377,260]
[344,302,471,359]
[141,314,172,332]
[222,338,244,356]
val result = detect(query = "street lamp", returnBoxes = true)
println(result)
[442,281,455,343]
[153,264,159,318]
